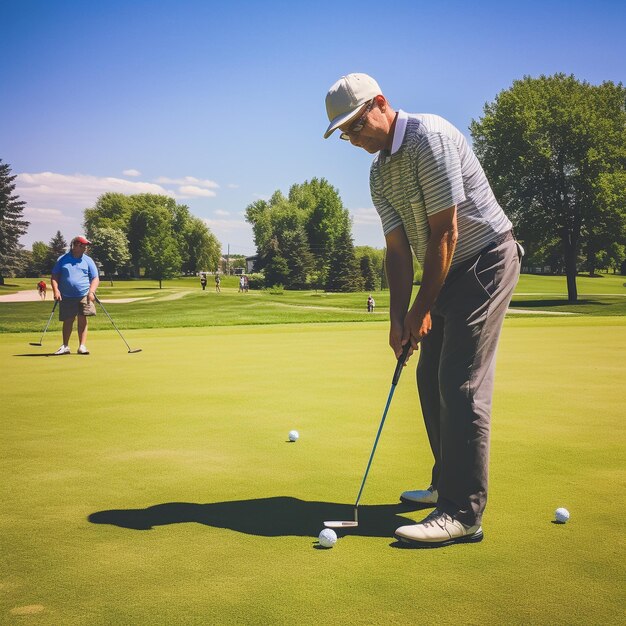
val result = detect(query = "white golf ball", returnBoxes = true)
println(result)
[318,528,337,548]
[555,507,570,523]
[288,430,299,442]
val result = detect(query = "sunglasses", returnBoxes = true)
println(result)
[340,100,374,141]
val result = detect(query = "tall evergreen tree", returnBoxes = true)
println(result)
[0,160,29,284]
[46,231,68,271]
[325,227,363,292]
[359,255,377,291]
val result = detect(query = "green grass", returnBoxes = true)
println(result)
[1,273,625,334]
[1,317,625,624]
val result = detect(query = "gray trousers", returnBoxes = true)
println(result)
[417,233,521,527]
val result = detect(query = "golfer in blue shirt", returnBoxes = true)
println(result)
[51,236,100,355]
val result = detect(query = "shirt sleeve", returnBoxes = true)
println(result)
[86,256,99,280]
[370,165,403,236]
[416,132,466,215]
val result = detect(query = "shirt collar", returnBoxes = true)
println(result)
[390,110,409,155]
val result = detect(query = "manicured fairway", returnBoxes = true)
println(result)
[1,317,624,624]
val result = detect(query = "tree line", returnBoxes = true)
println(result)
[9,194,223,288]
[2,74,625,298]
[245,178,385,291]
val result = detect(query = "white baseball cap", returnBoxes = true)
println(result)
[324,73,382,139]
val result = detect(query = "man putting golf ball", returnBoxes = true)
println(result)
[318,528,337,548]
[324,73,521,547]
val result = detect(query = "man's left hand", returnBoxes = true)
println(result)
[403,309,432,349]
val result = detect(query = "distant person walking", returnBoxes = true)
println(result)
[37,280,47,300]
[215,274,221,293]
[200,273,207,291]
[51,236,100,355]
[367,294,375,312]
[239,275,245,293]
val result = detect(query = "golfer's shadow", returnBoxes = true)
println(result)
[88,497,419,537]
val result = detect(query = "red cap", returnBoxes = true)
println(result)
[74,236,91,245]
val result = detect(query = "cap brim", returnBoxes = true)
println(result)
[323,108,364,139]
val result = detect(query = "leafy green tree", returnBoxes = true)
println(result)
[290,178,351,284]
[139,207,182,288]
[245,179,353,289]
[325,227,363,292]
[84,192,222,278]
[46,231,68,271]
[585,170,626,275]
[84,193,134,238]
[0,160,29,284]
[183,216,221,274]
[89,227,131,285]
[471,74,626,301]
[30,241,50,276]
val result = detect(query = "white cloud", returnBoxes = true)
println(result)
[215,209,230,216]
[227,183,239,189]
[155,176,219,189]
[350,207,381,225]
[178,185,217,198]
[23,207,73,224]
[203,218,250,232]
[17,172,175,205]
[123,169,141,177]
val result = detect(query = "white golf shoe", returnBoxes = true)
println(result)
[77,345,90,355]
[400,486,438,505]
[395,509,483,547]
[54,345,70,355]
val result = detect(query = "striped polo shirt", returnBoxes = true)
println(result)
[370,110,511,267]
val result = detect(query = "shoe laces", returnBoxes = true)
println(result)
[421,509,448,528]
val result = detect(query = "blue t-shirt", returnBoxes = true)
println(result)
[52,252,99,298]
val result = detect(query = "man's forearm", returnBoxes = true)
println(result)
[411,226,457,318]
[386,244,414,327]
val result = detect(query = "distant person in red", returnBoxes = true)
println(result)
[37,280,47,300]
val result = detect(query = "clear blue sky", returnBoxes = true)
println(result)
[2,0,624,255]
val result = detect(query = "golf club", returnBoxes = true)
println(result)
[29,300,58,346]
[95,295,142,353]
[324,341,412,529]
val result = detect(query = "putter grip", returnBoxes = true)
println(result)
[392,342,412,386]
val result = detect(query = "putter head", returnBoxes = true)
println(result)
[323,520,358,529]
[29,342,43,346]
[128,349,142,353]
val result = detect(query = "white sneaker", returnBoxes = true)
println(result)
[395,509,483,546]
[54,345,70,355]
[77,345,90,355]
[400,486,438,505]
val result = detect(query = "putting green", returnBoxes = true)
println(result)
[1,318,624,624]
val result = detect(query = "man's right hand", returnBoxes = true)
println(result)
[53,290,62,301]
[389,323,414,362]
